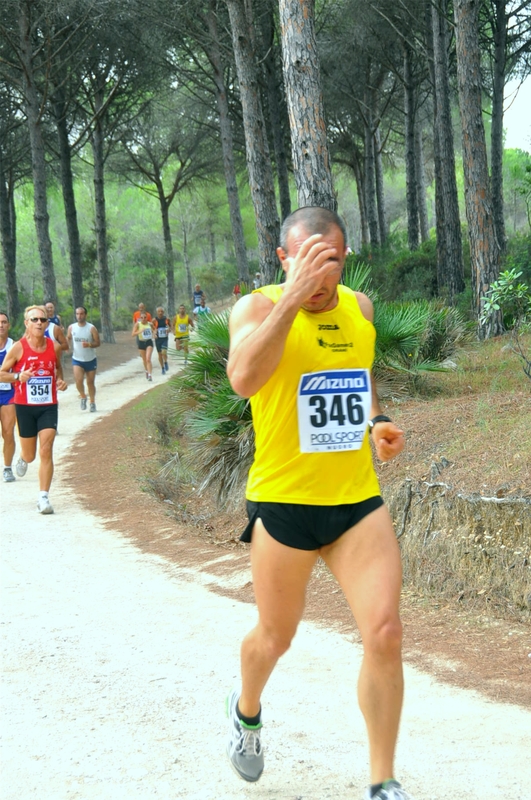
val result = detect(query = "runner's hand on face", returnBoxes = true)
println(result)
[283,234,340,304]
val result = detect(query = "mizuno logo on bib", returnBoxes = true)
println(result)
[297,369,371,453]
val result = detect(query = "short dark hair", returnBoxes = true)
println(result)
[279,207,347,252]
[76,306,87,314]
[0,311,8,321]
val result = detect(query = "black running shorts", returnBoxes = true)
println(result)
[241,496,384,551]
[16,404,58,438]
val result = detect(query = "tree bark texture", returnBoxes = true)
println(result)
[490,0,507,255]
[364,100,379,247]
[206,5,250,282]
[225,0,279,283]
[278,0,335,210]
[18,1,57,305]
[374,126,388,246]
[431,0,465,301]
[454,0,502,338]
[158,189,176,319]
[353,155,369,248]
[53,88,84,310]
[91,117,115,343]
[260,4,292,222]
[415,121,430,243]
[0,151,19,320]
[403,42,420,251]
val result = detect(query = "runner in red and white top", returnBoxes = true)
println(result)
[0,305,67,514]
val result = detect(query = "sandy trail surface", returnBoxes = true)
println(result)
[1,359,530,800]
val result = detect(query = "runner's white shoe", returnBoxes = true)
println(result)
[80,397,87,410]
[90,402,96,412]
[16,458,28,477]
[3,467,15,482]
[226,689,264,782]
[37,496,54,515]
[364,780,413,799]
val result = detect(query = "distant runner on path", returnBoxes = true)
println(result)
[173,305,194,366]
[226,207,410,800]
[153,307,171,374]
[132,310,155,381]
[67,307,100,412]
[0,305,67,514]
[0,311,16,483]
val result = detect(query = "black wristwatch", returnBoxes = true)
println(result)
[368,414,392,433]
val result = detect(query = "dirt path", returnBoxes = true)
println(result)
[1,339,530,799]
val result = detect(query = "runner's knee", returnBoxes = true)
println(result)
[362,616,402,659]
[257,622,298,660]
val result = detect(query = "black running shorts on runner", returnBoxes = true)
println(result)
[16,404,58,438]
[155,337,169,352]
[137,339,153,350]
[242,497,384,550]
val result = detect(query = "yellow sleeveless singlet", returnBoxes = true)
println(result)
[174,314,190,339]
[246,284,381,505]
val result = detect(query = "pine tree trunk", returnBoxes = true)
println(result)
[206,6,250,282]
[53,89,84,310]
[19,1,57,305]
[352,154,369,248]
[374,126,388,245]
[415,121,430,243]
[183,223,192,304]
[159,189,176,318]
[278,0,335,210]
[431,0,465,301]
[260,8,292,222]
[225,0,279,284]
[91,118,115,343]
[454,0,502,338]
[0,152,19,319]
[364,106,379,247]
[490,0,507,255]
[404,42,419,251]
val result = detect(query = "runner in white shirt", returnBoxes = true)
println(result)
[67,307,100,412]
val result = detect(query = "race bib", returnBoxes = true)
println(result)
[141,328,152,340]
[297,369,371,453]
[0,382,11,391]
[178,323,188,333]
[157,326,168,338]
[27,376,52,405]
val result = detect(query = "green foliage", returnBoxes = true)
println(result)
[480,268,531,381]
[170,311,253,504]
[504,232,531,286]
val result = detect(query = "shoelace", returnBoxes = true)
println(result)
[234,725,262,756]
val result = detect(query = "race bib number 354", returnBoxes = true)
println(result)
[297,369,371,453]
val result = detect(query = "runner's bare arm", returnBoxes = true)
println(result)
[227,235,340,398]
[54,342,67,390]
[0,342,25,381]
[55,324,69,352]
[91,327,101,348]
[355,291,404,462]
[131,323,139,337]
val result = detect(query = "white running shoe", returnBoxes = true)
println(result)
[90,402,96,412]
[80,397,87,410]
[226,689,264,782]
[3,467,15,482]
[363,780,414,800]
[147,374,152,382]
[15,458,28,477]
[37,496,54,515]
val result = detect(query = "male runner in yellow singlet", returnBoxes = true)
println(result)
[225,207,412,800]
[173,305,194,365]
